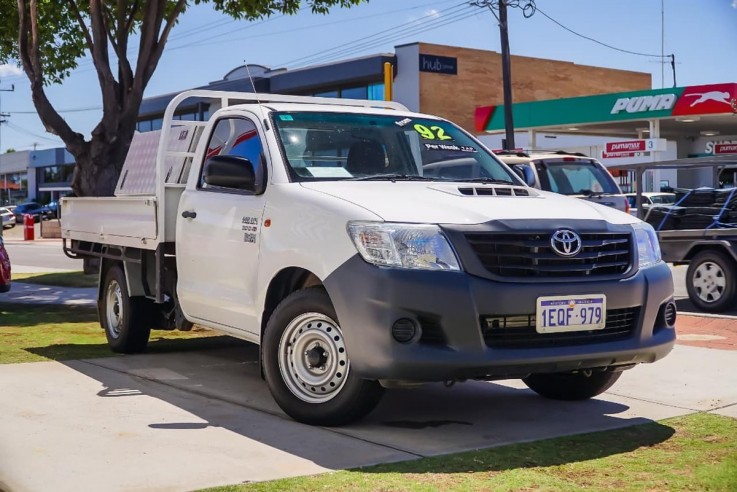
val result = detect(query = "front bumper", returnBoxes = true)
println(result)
[324,255,675,381]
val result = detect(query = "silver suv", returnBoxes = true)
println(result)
[496,151,630,213]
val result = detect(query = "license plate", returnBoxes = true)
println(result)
[536,295,606,334]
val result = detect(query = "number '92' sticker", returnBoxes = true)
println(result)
[414,124,453,141]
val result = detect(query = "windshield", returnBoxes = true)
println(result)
[650,194,675,204]
[535,160,620,195]
[272,111,518,183]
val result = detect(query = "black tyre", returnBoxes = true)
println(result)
[523,370,622,401]
[262,287,384,426]
[100,265,152,353]
[686,250,737,313]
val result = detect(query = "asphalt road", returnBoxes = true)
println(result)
[3,223,82,272]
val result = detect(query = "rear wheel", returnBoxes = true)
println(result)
[686,250,736,313]
[263,287,383,426]
[523,370,622,401]
[100,265,152,353]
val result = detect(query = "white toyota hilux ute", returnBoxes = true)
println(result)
[62,90,676,426]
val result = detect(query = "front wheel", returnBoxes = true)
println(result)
[523,370,622,401]
[686,250,737,313]
[262,287,383,426]
[100,265,152,353]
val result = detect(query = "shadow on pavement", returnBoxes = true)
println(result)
[359,419,676,474]
[25,335,239,362]
[675,297,737,316]
[23,338,675,468]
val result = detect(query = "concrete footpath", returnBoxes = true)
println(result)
[2,238,736,491]
[0,336,735,492]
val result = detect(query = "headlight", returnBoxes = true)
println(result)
[633,222,661,268]
[347,222,461,271]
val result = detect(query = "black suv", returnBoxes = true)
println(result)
[13,202,52,223]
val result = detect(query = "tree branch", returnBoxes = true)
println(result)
[143,0,186,83]
[66,0,95,52]
[16,0,85,150]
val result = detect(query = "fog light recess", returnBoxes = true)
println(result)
[664,302,677,327]
[392,318,419,343]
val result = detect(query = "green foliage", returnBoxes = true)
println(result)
[0,0,365,85]
[0,303,219,364]
[203,413,737,492]
[0,0,85,84]
[12,271,98,288]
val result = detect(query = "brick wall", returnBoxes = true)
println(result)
[415,42,652,133]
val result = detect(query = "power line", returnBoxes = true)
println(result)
[181,2,458,51]
[534,6,669,58]
[9,106,101,114]
[5,121,61,143]
[277,2,473,68]
[291,8,482,68]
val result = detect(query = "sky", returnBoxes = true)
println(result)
[0,0,736,153]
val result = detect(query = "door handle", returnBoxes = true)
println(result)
[181,210,197,219]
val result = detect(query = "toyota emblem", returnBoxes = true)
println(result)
[550,229,582,257]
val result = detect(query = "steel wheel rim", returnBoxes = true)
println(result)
[693,261,726,303]
[278,312,349,403]
[105,279,124,338]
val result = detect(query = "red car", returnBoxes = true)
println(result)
[0,236,10,292]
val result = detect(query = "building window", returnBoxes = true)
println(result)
[341,86,368,99]
[367,83,385,101]
[40,165,74,184]
[312,83,385,101]
[1,172,28,205]
[314,90,339,98]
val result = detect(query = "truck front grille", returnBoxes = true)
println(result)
[481,307,639,349]
[464,232,632,278]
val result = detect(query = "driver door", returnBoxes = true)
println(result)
[176,114,267,334]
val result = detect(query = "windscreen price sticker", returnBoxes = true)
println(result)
[424,143,477,153]
[535,295,606,334]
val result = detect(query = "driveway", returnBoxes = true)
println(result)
[1,335,736,492]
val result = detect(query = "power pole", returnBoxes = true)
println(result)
[0,80,15,209]
[498,1,515,150]
[470,1,535,150]
[0,80,14,154]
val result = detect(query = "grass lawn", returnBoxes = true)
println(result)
[206,412,737,491]
[0,303,221,364]
[11,271,98,288]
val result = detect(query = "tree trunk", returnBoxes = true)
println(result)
[70,122,136,197]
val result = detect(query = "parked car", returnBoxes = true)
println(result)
[13,202,52,223]
[625,192,676,217]
[496,151,630,213]
[0,236,10,293]
[1,207,16,229]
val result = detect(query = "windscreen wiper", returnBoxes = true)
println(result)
[580,189,612,197]
[349,174,436,182]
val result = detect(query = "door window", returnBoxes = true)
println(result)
[201,117,264,190]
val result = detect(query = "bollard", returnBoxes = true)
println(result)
[23,214,35,241]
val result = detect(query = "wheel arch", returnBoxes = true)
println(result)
[261,267,323,339]
[683,241,737,263]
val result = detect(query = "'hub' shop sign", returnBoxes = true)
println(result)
[419,54,457,75]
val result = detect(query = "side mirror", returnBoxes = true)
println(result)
[513,164,536,187]
[203,155,265,194]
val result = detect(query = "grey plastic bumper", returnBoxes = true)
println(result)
[324,255,675,381]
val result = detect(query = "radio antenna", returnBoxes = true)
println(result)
[244,61,262,105]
